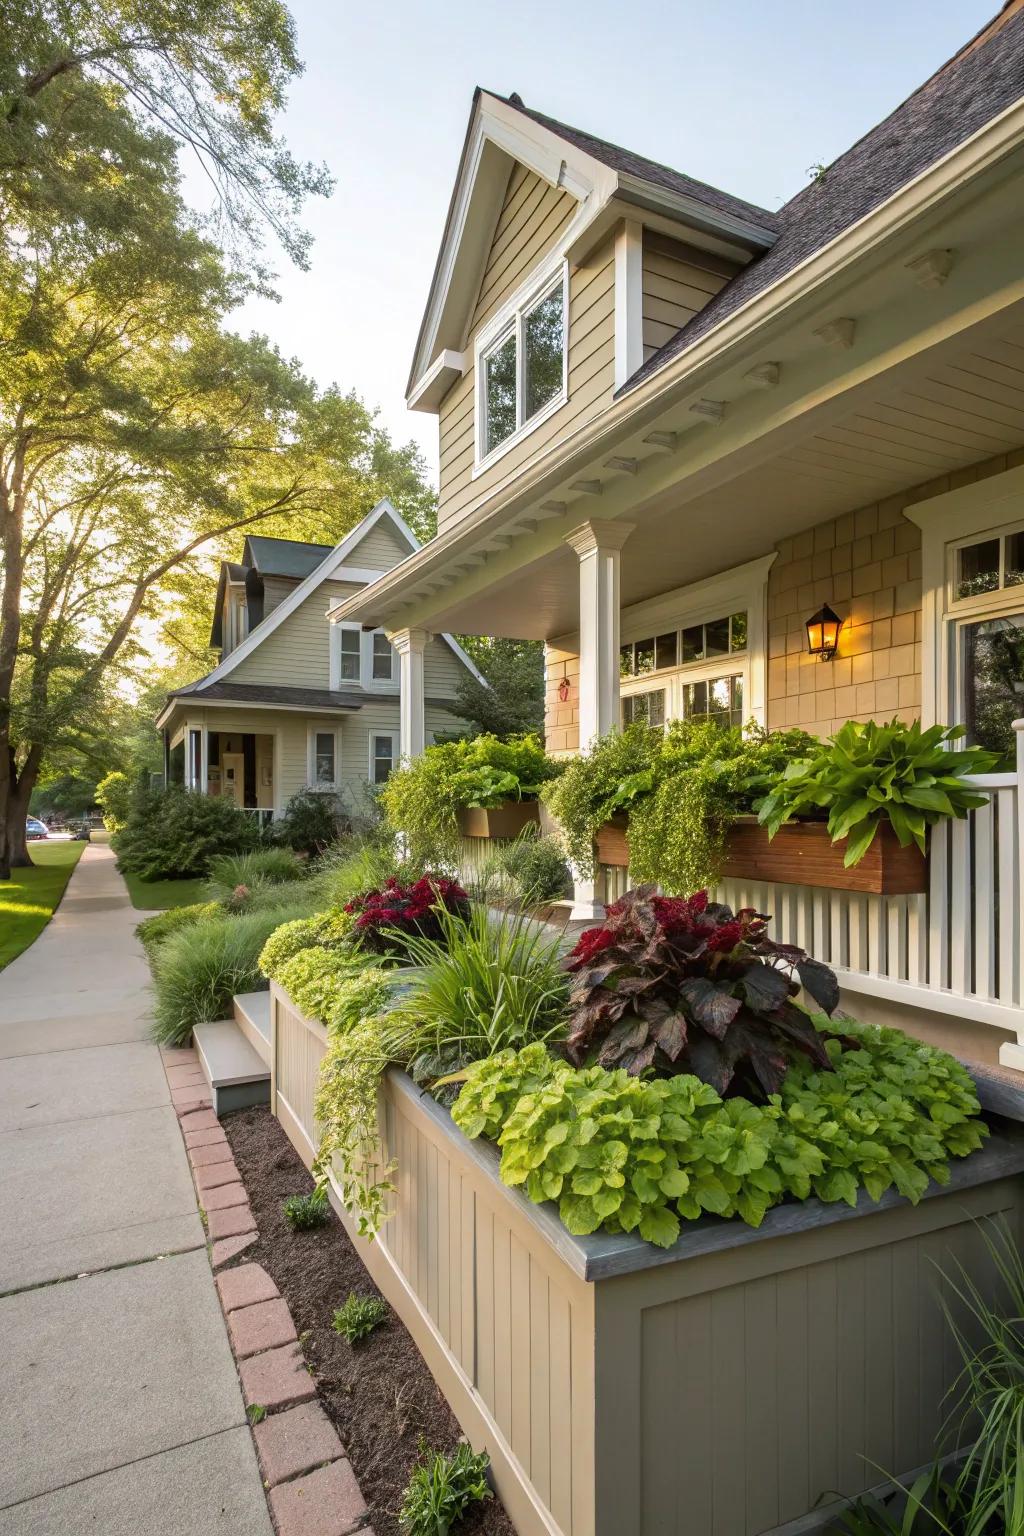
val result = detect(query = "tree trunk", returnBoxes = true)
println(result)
[0,744,39,876]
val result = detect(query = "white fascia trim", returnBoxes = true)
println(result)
[619,552,777,640]
[197,500,419,689]
[615,173,778,250]
[408,94,615,397]
[614,220,644,391]
[408,349,466,413]
[161,696,359,723]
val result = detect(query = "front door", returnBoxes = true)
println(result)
[222,751,245,809]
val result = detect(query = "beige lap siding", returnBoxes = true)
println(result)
[641,232,739,363]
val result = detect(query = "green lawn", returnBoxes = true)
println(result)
[122,870,207,911]
[0,841,87,970]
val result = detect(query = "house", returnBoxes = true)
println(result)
[156,500,482,822]
[331,6,1024,1070]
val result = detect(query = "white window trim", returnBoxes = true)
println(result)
[306,722,340,790]
[473,256,569,478]
[368,729,400,786]
[365,629,398,691]
[906,465,1024,754]
[330,622,399,693]
[615,553,775,729]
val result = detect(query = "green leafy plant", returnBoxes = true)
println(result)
[282,1188,331,1230]
[246,1404,267,1426]
[271,787,346,855]
[453,1023,986,1249]
[331,1292,388,1343]
[398,1440,492,1536]
[275,949,388,1028]
[758,720,998,867]
[113,785,260,880]
[563,886,839,1097]
[541,722,659,877]
[136,900,222,952]
[94,770,134,833]
[150,898,316,1044]
[379,733,562,862]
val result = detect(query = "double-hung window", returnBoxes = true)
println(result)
[947,523,1024,768]
[620,610,749,731]
[337,625,360,683]
[310,728,337,788]
[478,268,567,466]
[371,632,394,682]
[370,732,398,786]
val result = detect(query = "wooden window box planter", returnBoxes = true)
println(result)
[456,800,541,839]
[595,814,928,894]
[269,978,1024,1536]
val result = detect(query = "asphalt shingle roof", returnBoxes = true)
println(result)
[619,3,1024,393]
[171,681,364,710]
[242,536,334,581]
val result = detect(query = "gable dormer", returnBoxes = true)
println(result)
[410,90,778,537]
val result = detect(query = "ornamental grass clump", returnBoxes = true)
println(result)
[452,1025,986,1248]
[563,885,839,1098]
[758,719,998,867]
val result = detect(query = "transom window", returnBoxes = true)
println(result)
[338,626,360,682]
[481,274,566,460]
[620,611,747,679]
[683,674,745,728]
[954,528,1024,601]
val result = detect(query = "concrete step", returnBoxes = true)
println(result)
[232,990,271,1068]
[193,1018,270,1117]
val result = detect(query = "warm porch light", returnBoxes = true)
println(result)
[805,603,843,660]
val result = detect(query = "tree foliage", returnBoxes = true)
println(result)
[453,638,544,739]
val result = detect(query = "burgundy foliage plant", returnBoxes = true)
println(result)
[563,885,840,1097]
[344,874,470,954]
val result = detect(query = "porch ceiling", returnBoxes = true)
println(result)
[412,300,1024,641]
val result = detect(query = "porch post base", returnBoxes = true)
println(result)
[998,1041,1024,1073]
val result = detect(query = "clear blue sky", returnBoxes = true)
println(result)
[221,0,998,483]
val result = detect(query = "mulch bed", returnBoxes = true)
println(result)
[222,1106,517,1536]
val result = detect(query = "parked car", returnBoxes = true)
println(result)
[26,816,49,840]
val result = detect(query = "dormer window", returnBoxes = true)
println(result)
[476,266,567,470]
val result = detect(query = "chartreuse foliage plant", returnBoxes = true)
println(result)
[758,719,998,867]
[399,1440,492,1536]
[379,733,562,862]
[542,720,812,890]
[275,949,389,1029]
[452,1022,986,1249]
[258,908,355,981]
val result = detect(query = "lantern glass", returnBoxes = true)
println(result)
[806,604,842,660]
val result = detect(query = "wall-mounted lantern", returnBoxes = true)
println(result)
[805,603,843,661]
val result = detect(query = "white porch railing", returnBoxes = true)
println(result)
[600,722,1024,1058]
[241,806,276,830]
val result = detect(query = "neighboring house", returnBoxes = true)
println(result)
[331,7,1024,1069]
[157,500,481,823]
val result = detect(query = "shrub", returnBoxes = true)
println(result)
[114,785,260,880]
[563,886,839,1097]
[272,787,346,855]
[206,848,305,902]
[95,770,134,833]
[258,909,354,982]
[485,830,571,904]
[150,899,314,1044]
[453,1025,986,1247]
[379,733,562,863]
[331,1293,388,1343]
[136,901,221,952]
[278,951,392,1031]
[758,719,998,867]
[542,720,813,889]
[398,1441,492,1536]
[308,838,428,909]
[282,1189,331,1230]
[344,873,469,956]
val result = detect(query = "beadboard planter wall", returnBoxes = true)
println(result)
[269,979,1024,1536]
[456,801,541,839]
[595,814,927,894]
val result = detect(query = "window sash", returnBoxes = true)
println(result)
[338,626,361,682]
[479,271,566,463]
[371,733,396,785]
[313,731,336,785]
[371,632,394,681]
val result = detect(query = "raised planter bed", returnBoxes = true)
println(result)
[269,979,1024,1536]
[595,814,928,894]
[457,801,541,839]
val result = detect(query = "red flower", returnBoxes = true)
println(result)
[568,926,617,966]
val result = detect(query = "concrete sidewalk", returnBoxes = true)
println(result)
[0,844,271,1534]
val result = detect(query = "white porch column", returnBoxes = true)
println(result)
[564,520,633,918]
[389,627,428,762]
[565,520,634,747]
[998,718,1024,1071]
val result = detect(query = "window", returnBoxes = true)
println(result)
[338,626,360,682]
[954,529,1024,601]
[620,613,746,679]
[371,632,394,682]
[370,732,397,785]
[313,730,336,786]
[961,612,1024,765]
[682,673,745,727]
[478,272,566,463]
[188,729,202,789]
[622,688,666,728]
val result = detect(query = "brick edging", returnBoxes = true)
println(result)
[160,1044,376,1536]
